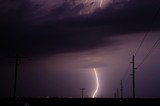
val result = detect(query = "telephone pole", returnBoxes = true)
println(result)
[121,80,123,99]
[131,55,136,98]
[10,54,27,98]
[80,88,85,98]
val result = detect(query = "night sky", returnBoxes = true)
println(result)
[0,0,160,98]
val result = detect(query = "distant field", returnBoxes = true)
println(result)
[0,98,160,105]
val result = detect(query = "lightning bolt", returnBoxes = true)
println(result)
[92,68,99,98]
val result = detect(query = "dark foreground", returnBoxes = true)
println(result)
[0,98,160,106]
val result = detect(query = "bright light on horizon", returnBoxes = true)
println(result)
[92,68,99,98]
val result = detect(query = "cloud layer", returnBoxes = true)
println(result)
[0,0,160,56]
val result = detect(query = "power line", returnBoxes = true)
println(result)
[123,75,131,98]
[134,7,160,56]
[124,75,131,89]
[122,63,131,81]
[121,63,130,87]
[124,72,130,86]
[137,38,160,68]
[115,6,160,99]
[135,35,147,56]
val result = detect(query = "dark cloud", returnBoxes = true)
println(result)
[1,0,160,98]
[0,0,160,56]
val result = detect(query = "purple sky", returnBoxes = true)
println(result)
[0,0,160,98]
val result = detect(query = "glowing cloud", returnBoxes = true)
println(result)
[69,0,112,15]
[100,0,103,8]
[92,68,99,98]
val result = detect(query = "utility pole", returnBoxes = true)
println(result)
[121,80,123,99]
[131,55,136,98]
[80,88,85,98]
[10,54,27,98]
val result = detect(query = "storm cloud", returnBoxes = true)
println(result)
[0,0,160,56]
[0,0,160,98]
